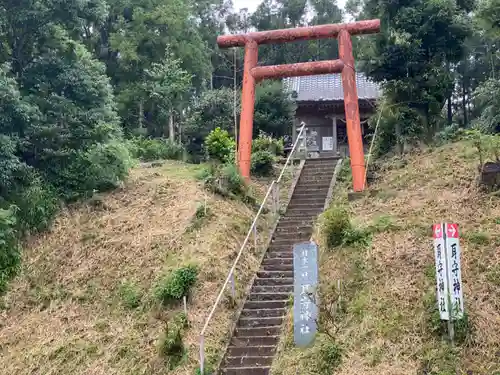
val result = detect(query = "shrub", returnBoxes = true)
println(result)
[86,141,133,188]
[155,265,198,305]
[118,280,142,309]
[159,313,188,369]
[252,132,284,156]
[251,150,275,177]
[130,136,185,161]
[204,127,236,163]
[315,341,343,373]
[337,158,352,184]
[434,123,464,145]
[321,205,351,248]
[14,179,59,233]
[343,226,372,248]
[0,207,21,294]
[220,163,246,196]
[197,162,248,199]
[50,140,133,201]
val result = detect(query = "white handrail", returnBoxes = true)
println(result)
[199,181,275,373]
[277,123,306,184]
[198,123,308,374]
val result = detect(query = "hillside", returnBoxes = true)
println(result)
[272,141,500,375]
[0,161,281,375]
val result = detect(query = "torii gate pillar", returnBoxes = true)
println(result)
[217,20,380,192]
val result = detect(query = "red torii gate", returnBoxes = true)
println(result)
[217,19,380,192]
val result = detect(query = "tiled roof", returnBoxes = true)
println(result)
[282,73,381,102]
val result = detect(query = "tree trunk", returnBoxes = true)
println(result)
[447,61,452,126]
[395,121,403,155]
[139,101,143,130]
[447,96,453,126]
[462,77,468,127]
[169,111,175,141]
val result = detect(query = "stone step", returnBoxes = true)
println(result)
[253,277,294,286]
[235,326,282,337]
[297,174,332,181]
[286,197,326,205]
[291,190,330,199]
[306,157,340,164]
[240,308,286,318]
[284,207,323,216]
[286,203,325,211]
[238,316,284,328]
[264,250,293,258]
[297,171,333,178]
[243,299,288,310]
[266,245,293,253]
[268,241,310,251]
[274,227,312,236]
[230,335,279,347]
[270,234,312,243]
[277,216,314,225]
[250,284,292,294]
[275,222,312,230]
[294,183,331,191]
[261,263,293,272]
[270,237,308,245]
[256,270,293,278]
[294,181,331,189]
[261,257,293,266]
[300,168,335,175]
[225,355,274,367]
[220,366,270,375]
[226,345,277,357]
[248,292,290,301]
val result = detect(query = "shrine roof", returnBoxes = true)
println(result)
[282,73,381,102]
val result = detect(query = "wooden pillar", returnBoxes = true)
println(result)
[338,29,366,192]
[238,39,258,179]
[332,116,338,156]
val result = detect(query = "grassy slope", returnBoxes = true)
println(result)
[273,141,500,375]
[0,161,280,375]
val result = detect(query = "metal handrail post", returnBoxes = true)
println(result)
[200,334,205,374]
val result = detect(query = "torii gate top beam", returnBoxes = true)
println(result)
[217,20,380,48]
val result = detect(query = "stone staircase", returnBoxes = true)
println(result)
[218,158,340,375]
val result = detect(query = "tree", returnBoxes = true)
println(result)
[357,0,472,149]
[254,81,297,137]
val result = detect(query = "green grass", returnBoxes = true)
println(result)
[118,280,142,309]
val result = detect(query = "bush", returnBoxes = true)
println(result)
[434,123,464,145]
[129,136,185,161]
[315,340,343,374]
[220,163,246,196]
[197,162,248,199]
[204,127,236,163]
[252,132,284,156]
[49,140,133,201]
[0,207,21,294]
[118,280,142,309]
[342,226,372,248]
[155,265,198,305]
[159,312,188,369]
[14,179,59,233]
[321,205,351,248]
[251,150,275,176]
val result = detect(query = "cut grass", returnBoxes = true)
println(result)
[0,160,281,375]
[273,141,500,375]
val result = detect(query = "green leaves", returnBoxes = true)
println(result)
[0,206,21,294]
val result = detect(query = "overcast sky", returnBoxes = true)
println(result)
[232,0,347,14]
